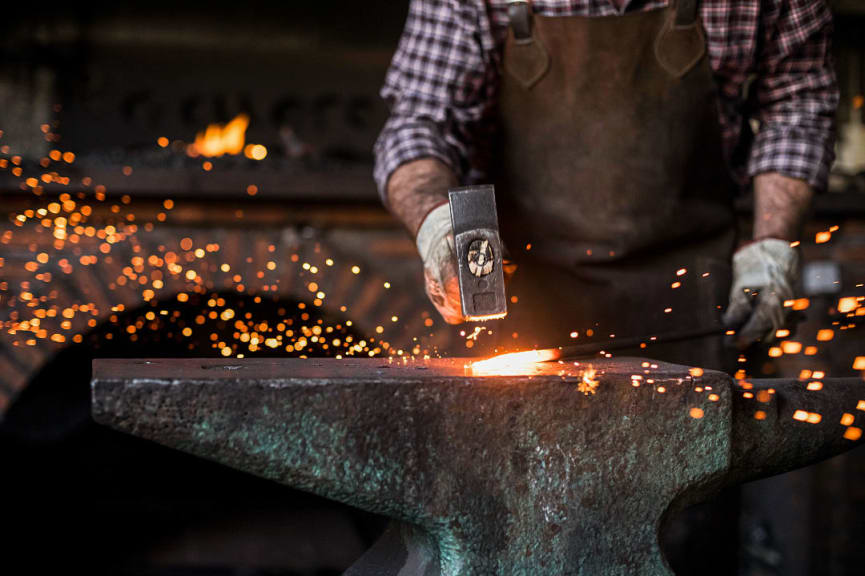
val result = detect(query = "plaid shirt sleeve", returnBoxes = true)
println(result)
[747,0,839,191]
[373,0,497,204]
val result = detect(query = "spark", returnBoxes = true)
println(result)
[465,326,484,341]
[816,329,834,342]
[793,410,822,424]
[781,341,802,354]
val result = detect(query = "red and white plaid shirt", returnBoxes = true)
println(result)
[374,0,838,199]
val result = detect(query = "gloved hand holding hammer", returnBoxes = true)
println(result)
[416,203,463,324]
[385,158,465,324]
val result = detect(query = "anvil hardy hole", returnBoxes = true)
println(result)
[0,291,386,573]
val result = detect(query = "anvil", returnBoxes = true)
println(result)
[91,358,864,575]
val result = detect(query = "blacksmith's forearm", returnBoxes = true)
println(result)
[752,172,813,242]
[386,158,457,238]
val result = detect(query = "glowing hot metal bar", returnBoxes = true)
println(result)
[468,348,560,375]
[478,324,728,370]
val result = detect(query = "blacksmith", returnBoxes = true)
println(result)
[375,0,838,373]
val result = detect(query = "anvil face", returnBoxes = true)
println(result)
[91,358,863,576]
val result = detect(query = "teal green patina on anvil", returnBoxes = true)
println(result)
[91,358,864,575]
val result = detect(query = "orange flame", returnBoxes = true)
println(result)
[191,114,250,158]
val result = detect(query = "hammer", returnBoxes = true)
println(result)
[448,185,508,322]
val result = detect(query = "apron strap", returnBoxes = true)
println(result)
[657,0,706,77]
[507,0,533,42]
[673,0,699,27]
[503,0,550,88]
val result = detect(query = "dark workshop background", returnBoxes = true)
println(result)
[1,1,864,575]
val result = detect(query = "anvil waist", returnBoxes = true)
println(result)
[492,0,736,370]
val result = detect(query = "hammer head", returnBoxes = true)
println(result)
[448,185,508,321]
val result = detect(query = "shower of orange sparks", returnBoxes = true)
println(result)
[577,364,599,395]
[4,119,863,371]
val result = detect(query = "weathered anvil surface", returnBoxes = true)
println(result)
[91,358,864,575]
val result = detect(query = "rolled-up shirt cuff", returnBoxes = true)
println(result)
[747,124,835,191]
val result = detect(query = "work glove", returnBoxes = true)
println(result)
[416,203,464,324]
[722,238,800,349]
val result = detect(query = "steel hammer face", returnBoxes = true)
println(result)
[448,185,508,321]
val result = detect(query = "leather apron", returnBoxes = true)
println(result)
[492,0,737,372]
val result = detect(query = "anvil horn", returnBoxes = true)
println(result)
[729,378,865,486]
